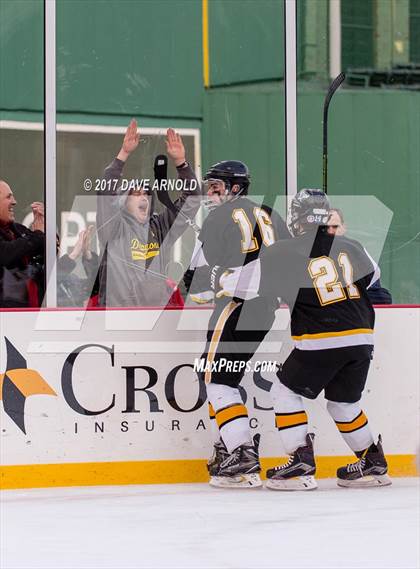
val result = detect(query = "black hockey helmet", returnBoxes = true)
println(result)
[289,188,330,236]
[203,160,250,196]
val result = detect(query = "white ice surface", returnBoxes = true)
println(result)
[1,478,419,569]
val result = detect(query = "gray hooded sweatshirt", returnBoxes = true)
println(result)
[97,158,200,307]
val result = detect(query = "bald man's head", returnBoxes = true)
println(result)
[0,181,17,224]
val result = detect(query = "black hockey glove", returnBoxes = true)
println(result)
[183,265,214,294]
[183,265,228,296]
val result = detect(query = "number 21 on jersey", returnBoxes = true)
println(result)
[232,207,275,253]
[308,254,360,306]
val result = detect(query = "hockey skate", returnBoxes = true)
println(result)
[209,434,262,488]
[207,439,229,476]
[337,435,392,488]
[265,433,317,491]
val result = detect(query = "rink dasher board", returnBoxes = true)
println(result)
[0,307,419,488]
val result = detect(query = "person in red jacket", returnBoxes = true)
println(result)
[0,180,45,308]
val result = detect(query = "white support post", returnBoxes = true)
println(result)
[284,0,298,207]
[329,0,342,79]
[45,0,57,307]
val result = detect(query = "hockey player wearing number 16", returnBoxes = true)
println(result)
[186,160,290,488]
[219,189,392,490]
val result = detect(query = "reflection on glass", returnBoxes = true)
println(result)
[298,0,420,304]
[54,0,286,309]
[0,0,45,309]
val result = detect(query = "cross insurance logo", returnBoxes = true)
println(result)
[0,337,57,434]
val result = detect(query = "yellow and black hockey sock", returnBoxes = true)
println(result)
[207,383,252,453]
[275,410,308,431]
[270,379,309,454]
[335,411,368,434]
[214,403,250,453]
[327,401,374,452]
[216,403,248,430]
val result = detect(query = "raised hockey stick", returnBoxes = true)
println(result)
[323,72,345,194]
[153,154,201,234]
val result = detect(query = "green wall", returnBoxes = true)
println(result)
[209,0,283,86]
[299,89,420,304]
[341,0,374,69]
[203,83,285,202]
[1,0,203,118]
[56,0,202,118]
[0,0,43,112]
[0,0,283,117]
[203,86,420,304]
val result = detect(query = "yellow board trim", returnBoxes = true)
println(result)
[292,328,373,341]
[202,0,210,87]
[0,455,417,490]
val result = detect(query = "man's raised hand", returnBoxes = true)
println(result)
[31,202,45,233]
[166,128,186,167]
[118,119,140,162]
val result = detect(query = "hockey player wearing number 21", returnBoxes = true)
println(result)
[218,189,392,490]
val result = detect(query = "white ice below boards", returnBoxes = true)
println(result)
[1,478,418,569]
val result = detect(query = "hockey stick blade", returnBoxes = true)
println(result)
[153,154,201,234]
[154,153,169,187]
[322,72,345,194]
[154,153,176,212]
[323,72,346,116]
